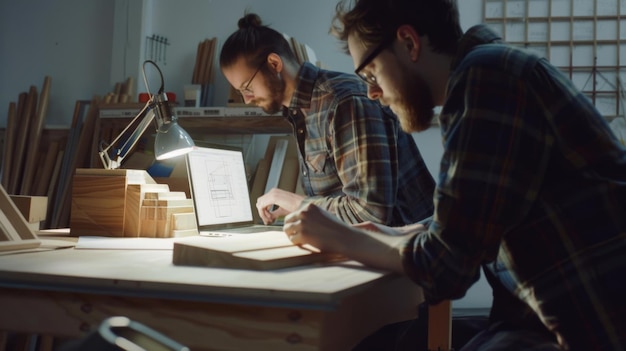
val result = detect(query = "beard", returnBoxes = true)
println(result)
[253,71,285,115]
[390,70,435,133]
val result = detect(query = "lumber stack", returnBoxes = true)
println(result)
[191,37,217,107]
[102,77,135,105]
[0,75,147,230]
[45,97,101,229]
[1,77,51,197]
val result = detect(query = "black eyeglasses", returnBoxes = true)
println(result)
[239,60,265,96]
[354,36,395,87]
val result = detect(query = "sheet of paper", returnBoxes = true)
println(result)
[75,236,180,250]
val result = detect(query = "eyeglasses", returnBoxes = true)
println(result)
[354,36,395,87]
[239,61,265,96]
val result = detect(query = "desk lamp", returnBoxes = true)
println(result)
[99,60,195,169]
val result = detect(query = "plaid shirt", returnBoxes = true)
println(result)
[285,62,435,226]
[402,25,626,349]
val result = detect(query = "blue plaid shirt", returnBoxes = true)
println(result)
[402,25,626,349]
[285,62,435,226]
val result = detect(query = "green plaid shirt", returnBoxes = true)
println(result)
[402,25,626,349]
[286,62,435,226]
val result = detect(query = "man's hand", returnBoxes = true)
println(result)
[283,204,414,273]
[256,188,305,224]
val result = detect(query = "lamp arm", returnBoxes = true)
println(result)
[98,101,156,170]
[98,60,194,169]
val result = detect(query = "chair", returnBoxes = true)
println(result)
[59,316,189,351]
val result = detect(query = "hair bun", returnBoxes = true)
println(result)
[238,13,263,29]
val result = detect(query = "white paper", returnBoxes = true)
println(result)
[75,236,178,250]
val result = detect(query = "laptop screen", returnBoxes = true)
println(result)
[185,146,255,229]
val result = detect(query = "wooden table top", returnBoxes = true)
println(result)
[0,246,403,310]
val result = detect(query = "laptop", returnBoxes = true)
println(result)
[185,145,282,236]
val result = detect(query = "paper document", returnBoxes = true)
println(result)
[75,236,181,250]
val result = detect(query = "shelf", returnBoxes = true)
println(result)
[97,115,292,135]
[98,105,292,135]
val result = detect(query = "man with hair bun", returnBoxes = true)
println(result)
[220,13,436,228]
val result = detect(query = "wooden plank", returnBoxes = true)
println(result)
[48,127,78,228]
[197,39,210,85]
[34,140,60,196]
[249,158,270,224]
[21,76,51,195]
[0,184,40,251]
[192,40,203,84]
[172,233,343,270]
[1,102,17,190]
[9,87,37,194]
[53,99,99,228]
[72,100,97,169]
[427,300,452,351]
[205,37,217,84]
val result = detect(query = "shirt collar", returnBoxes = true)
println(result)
[451,24,503,71]
[288,61,318,110]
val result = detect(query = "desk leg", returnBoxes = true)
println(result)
[0,331,6,351]
[427,300,452,351]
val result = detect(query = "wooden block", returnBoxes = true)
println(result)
[139,200,157,238]
[171,212,197,231]
[153,177,191,198]
[8,195,48,223]
[70,169,156,237]
[172,228,199,237]
[173,232,343,270]
[144,191,186,200]
[0,185,40,251]
[153,199,194,238]
[124,183,170,237]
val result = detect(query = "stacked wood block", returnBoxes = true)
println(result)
[70,168,197,237]
[9,195,47,232]
[129,184,197,238]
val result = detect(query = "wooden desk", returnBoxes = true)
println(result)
[0,246,423,350]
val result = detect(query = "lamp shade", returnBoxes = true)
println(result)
[154,121,195,160]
